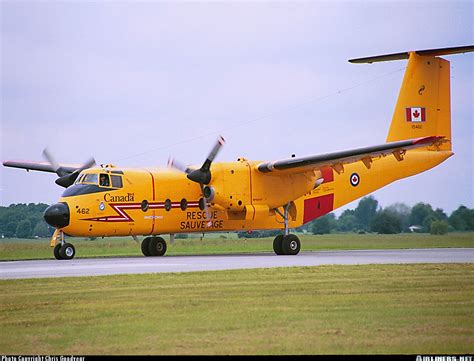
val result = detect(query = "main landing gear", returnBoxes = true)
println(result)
[273,202,301,256]
[141,236,167,257]
[273,234,301,255]
[52,230,76,260]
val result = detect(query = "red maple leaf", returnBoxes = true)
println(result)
[413,110,420,118]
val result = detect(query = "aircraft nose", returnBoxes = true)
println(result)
[44,202,70,228]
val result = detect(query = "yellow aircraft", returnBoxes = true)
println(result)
[3,45,473,260]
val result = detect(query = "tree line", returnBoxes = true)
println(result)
[0,203,52,238]
[0,199,473,239]
[239,196,473,237]
[305,196,474,235]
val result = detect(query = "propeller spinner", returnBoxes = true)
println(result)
[168,136,225,184]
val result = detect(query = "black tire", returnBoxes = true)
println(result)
[273,235,284,255]
[281,234,300,255]
[149,236,167,256]
[59,243,75,260]
[141,237,152,256]
[53,243,63,260]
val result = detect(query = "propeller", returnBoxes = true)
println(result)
[167,157,193,175]
[168,136,225,227]
[187,136,225,185]
[42,148,68,177]
[42,148,96,188]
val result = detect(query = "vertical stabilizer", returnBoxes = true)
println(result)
[349,46,474,151]
[387,52,451,150]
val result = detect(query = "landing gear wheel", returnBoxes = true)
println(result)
[141,237,152,256]
[149,236,167,256]
[273,235,284,255]
[281,234,300,255]
[59,243,75,260]
[53,243,62,260]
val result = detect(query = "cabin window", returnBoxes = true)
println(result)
[83,173,98,185]
[99,173,110,187]
[111,175,123,188]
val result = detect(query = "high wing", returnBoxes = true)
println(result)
[2,160,80,174]
[3,155,96,188]
[257,136,444,175]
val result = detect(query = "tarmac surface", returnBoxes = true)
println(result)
[1,248,473,280]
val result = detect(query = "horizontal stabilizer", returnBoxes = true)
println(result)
[349,45,474,64]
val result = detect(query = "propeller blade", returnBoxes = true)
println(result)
[43,148,96,188]
[170,136,225,220]
[55,157,96,188]
[187,135,225,185]
[42,148,67,177]
[167,157,192,174]
[79,157,96,171]
[201,135,225,172]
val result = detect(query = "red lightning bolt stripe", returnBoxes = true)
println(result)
[83,200,202,223]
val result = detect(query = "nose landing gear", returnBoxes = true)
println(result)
[51,229,76,260]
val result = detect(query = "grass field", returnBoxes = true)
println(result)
[0,263,472,354]
[0,232,473,261]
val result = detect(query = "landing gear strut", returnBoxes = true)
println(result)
[273,203,301,256]
[52,230,76,260]
[141,236,167,257]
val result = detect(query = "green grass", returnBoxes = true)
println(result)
[0,232,473,261]
[0,264,472,354]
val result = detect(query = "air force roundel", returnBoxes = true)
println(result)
[350,173,360,187]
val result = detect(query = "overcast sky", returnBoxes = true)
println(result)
[1,1,472,216]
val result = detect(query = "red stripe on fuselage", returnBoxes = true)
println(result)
[83,200,201,223]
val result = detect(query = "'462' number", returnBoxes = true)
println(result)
[76,207,90,215]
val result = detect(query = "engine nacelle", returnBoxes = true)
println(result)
[206,161,320,213]
[202,184,247,211]
[203,161,252,211]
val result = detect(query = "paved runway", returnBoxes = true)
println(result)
[1,248,473,279]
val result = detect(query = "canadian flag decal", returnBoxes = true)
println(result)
[406,107,426,122]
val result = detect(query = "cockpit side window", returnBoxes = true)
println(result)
[83,173,98,185]
[99,173,110,187]
[111,175,123,188]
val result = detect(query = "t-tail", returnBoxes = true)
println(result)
[300,45,473,225]
[350,45,474,151]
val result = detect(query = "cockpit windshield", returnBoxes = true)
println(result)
[82,173,98,185]
[75,174,85,184]
[74,172,123,189]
